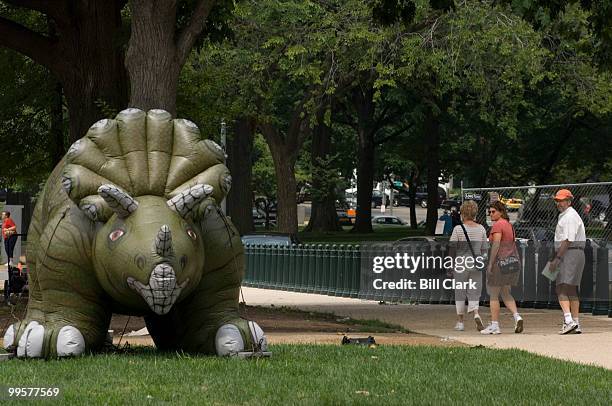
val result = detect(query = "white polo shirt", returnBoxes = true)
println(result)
[555,206,586,248]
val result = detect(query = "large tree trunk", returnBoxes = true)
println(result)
[57,1,129,141]
[227,117,256,235]
[260,122,305,235]
[125,0,180,113]
[352,88,375,233]
[305,109,341,232]
[0,1,129,142]
[424,107,440,236]
[125,0,216,114]
[270,151,298,234]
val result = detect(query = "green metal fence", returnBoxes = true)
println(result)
[243,243,612,317]
[244,244,361,297]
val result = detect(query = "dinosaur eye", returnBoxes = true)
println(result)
[186,229,197,240]
[109,229,125,241]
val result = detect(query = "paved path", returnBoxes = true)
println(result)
[242,287,612,370]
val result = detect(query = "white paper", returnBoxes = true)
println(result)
[541,262,559,282]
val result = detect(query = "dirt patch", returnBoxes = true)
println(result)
[1,302,464,348]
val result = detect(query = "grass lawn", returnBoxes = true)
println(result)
[1,345,610,404]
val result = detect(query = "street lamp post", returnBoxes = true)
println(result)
[220,118,227,214]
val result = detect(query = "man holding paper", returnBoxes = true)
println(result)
[548,189,586,335]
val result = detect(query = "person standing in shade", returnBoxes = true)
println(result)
[2,211,17,306]
[1,211,17,267]
[449,200,487,332]
[480,201,524,334]
[439,210,453,236]
[548,189,586,334]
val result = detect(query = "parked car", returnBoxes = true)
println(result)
[414,186,447,208]
[371,215,408,227]
[513,225,555,246]
[336,201,355,226]
[440,196,461,211]
[392,191,411,207]
[371,190,391,208]
[584,195,609,223]
[500,197,523,212]
[241,233,301,246]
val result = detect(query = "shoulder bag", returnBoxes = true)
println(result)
[460,224,486,271]
[496,225,521,275]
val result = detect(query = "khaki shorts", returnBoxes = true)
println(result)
[556,249,585,286]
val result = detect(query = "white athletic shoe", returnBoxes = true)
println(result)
[559,321,578,335]
[474,315,485,331]
[480,323,501,335]
[573,324,582,334]
[454,322,465,331]
[514,316,524,334]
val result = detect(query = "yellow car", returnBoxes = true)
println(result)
[501,197,523,211]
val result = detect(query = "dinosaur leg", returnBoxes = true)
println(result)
[3,208,110,358]
[145,263,267,355]
[5,290,110,359]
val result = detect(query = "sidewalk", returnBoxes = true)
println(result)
[242,287,612,370]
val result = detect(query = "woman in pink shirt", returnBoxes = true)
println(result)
[480,201,524,335]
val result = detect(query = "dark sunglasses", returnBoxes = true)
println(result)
[488,209,497,214]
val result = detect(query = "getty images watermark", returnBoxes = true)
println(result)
[370,252,486,290]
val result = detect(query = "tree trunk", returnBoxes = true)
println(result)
[50,79,65,165]
[125,0,215,114]
[227,117,256,235]
[261,123,302,235]
[424,108,440,236]
[270,152,298,234]
[352,88,375,233]
[408,171,418,229]
[56,1,129,141]
[0,1,129,142]
[125,0,180,113]
[305,109,341,232]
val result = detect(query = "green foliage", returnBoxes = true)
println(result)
[251,134,277,199]
[0,48,61,189]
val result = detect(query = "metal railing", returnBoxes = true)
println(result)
[461,182,612,241]
[243,242,612,316]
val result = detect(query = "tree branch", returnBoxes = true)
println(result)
[176,0,216,65]
[3,0,70,27]
[0,15,58,71]
[374,122,414,146]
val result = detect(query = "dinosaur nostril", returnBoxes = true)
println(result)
[180,255,187,269]
[135,255,145,270]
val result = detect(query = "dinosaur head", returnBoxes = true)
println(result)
[92,184,210,315]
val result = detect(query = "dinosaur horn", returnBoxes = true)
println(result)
[167,184,213,219]
[98,184,139,218]
[155,225,173,257]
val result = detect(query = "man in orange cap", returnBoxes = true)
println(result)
[548,189,586,334]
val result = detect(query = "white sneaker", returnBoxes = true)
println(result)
[559,321,578,335]
[573,324,582,334]
[474,315,485,331]
[514,316,524,334]
[454,322,465,331]
[480,323,501,335]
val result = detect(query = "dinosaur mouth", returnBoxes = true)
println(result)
[127,264,189,315]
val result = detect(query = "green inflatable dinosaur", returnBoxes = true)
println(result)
[2,108,266,358]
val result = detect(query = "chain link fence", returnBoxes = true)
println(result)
[461,182,612,242]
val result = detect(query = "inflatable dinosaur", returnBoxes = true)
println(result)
[3,108,266,358]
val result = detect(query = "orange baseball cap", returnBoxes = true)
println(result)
[553,189,573,201]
